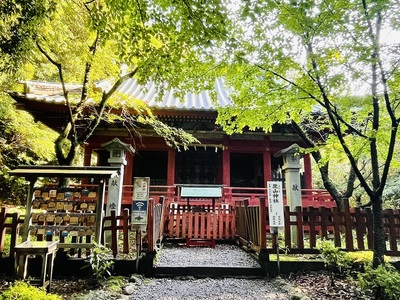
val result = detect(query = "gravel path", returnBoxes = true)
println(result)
[126,277,291,300]
[54,243,292,300]
[122,243,291,300]
[156,243,261,267]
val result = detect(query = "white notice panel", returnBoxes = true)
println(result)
[267,181,285,227]
[132,177,150,227]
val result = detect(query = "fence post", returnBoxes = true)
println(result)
[123,208,129,254]
[385,209,397,253]
[354,207,366,250]
[258,197,270,270]
[259,197,267,249]
[319,207,328,240]
[0,207,7,252]
[295,206,304,249]
[147,199,155,253]
[343,199,354,250]
[284,206,291,249]
[308,207,317,248]
[110,210,118,257]
[159,196,166,239]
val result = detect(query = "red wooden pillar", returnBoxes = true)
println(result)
[83,145,92,166]
[222,135,230,186]
[222,148,230,186]
[167,148,175,186]
[303,154,312,189]
[263,137,272,186]
[124,151,134,185]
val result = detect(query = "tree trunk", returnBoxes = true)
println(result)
[312,155,344,211]
[371,194,386,267]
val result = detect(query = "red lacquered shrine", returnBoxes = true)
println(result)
[9,79,334,208]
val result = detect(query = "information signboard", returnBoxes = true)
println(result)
[267,181,285,228]
[131,177,150,227]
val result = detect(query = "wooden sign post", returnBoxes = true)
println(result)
[132,177,150,272]
[267,181,285,274]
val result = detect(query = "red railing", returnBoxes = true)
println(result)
[234,199,400,256]
[165,204,236,241]
[120,185,336,208]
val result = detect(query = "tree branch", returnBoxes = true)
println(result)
[250,58,368,138]
[36,41,78,163]
[303,36,373,196]
[77,67,139,143]
[79,31,99,107]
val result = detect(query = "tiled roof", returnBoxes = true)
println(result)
[12,78,231,112]
[111,77,230,111]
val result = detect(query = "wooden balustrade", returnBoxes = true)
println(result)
[6,189,398,262]
[120,185,336,208]
[234,200,400,256]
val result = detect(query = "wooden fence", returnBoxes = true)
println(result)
[234,200,400,256]
[281,204,400,255]
[0,197,166,260]
[102,197,166,256]
[102,209,131,257]
[147,197,167,252]
[235,198,266,251]
[0,207,23,256]
[3,198,400,260]
[165,204,235,240]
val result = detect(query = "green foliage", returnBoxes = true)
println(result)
[382,174,400,209]
[89,243,114,281]
[318,239,359,277]
[13,0,230,165]
[102,276,127,292]
[214,0,400,266]
[346,251,375,266]
[0,281,61,300]
[0,92,57,203]
[0,95,56,166]
[358,264,400,300]
[0,0,56,73]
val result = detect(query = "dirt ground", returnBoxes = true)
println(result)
[52,271,372,299]
[0,270,373,300]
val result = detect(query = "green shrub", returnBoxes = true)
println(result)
[347,251,389,265]
[318,239,357,276]
[0,281,61,300]
[103,276,127,292]
[89,243,114,281]
[358,264,400,300]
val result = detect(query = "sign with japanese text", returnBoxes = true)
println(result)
[133,177,150,200]
[267,181,285,227]
[132,177,150,227]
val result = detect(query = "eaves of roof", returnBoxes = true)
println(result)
[9,165,120,179]
[9,78,231,113]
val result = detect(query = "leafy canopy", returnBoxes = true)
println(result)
[16,0,232,165]
[214,0,400,267]
[217,0,400,193]
[0,0,56,72]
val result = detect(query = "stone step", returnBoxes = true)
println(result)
[152,266,264,278]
